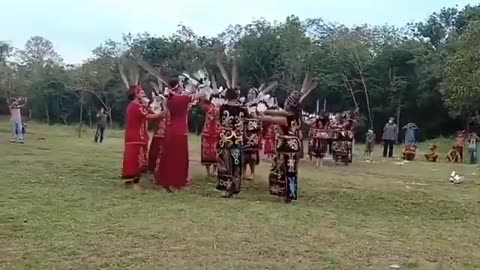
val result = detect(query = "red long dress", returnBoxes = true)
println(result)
[155,94,192,190]
[122,101,149,182]
[148,116,168,173]
[200,103,220,165]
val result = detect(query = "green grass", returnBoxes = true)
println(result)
[1,121,479,270]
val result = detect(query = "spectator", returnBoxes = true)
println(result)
[94,108,108,143]
[382,117,397,158]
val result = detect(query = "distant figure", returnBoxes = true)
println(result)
[9,98,25,144]
[402,145,417,161]
[424,145,439,162]
[364,129,375,156]
[453,130,467,162]
[94,108,108,143]
[447,145,462,163]
[382,117,397,158]
[403,123,418,146]
[468,132,479,164]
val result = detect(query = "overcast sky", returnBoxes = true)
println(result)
[1,0,476,64]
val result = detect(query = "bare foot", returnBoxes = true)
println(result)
[132,183,144,191]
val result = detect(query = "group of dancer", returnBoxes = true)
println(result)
[120,59,317,203]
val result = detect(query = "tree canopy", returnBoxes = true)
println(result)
[1,3,479,139]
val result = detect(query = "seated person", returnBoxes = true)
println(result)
[424,144,439,162]
[402,145,417,161]
[447,145,462,163]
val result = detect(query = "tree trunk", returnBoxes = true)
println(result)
[78,101,84,138]
[396,104,401,144]
[360,74,374,130]
[45,103,50,124]
[88,106,93,128]
[108,107,113,128]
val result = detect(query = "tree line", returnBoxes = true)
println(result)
[1,4,479,140]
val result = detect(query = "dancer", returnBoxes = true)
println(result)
[155,79,203,191]
[215,88,247,197]
[148,87,168,174]
[307,114,328,167]
[122,85,166,190]
[199,97,220,176]
[243,87,262,180]
[263,123,277,158]
[261,74,317,203]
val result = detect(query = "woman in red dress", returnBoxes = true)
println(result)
[122,85,166,190]
[199,100,220,176]
[155,79,204,192]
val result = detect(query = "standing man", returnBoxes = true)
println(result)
[382,117,397,158]
[9,98,25,144]
[94,108,108,143]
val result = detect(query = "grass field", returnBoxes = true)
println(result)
[1,121,479,270]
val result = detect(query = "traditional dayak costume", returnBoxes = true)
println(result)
[122,86,150,184]
[200,101,220,168]
[216,100,248,196]
[267,74,317,203]
[148,115,168,173]
[155,83,193,191]
[263,123,277,157]
[268,92,303,203]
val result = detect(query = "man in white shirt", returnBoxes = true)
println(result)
[9,98,25,143]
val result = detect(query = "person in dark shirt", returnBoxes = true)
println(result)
[94,108,108,143]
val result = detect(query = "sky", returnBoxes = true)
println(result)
[1,0,476,64]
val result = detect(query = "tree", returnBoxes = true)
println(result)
[442,21,480,123]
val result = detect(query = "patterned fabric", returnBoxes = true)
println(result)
[122,101,149,182]
[216,104,247,194]
[308,121,328,158]
[332,141,351,164]
[263,124,277,155]
[243,118,261,165]
[268,114,301,201]
[201,104,220,165]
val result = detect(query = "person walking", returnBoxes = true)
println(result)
[382,117,397,158]
[94,108,108,143]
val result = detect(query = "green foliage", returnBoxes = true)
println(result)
[1,4,480,138]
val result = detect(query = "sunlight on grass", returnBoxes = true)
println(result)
[1,121,479,269]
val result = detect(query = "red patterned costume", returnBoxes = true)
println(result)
[122,98,149,183]
[148,116,168,173]
[155,93,192,190]
[263,123,277,157]
[200,102,220,165]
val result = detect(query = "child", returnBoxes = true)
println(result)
[403,145,417,161]
[424,144,439,162]
[364,129,375,156]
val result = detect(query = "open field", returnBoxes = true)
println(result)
[1,121,479,270]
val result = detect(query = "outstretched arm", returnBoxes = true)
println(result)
[263,109,289,117]
[259,115,288,126]
[146,111,168,120]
